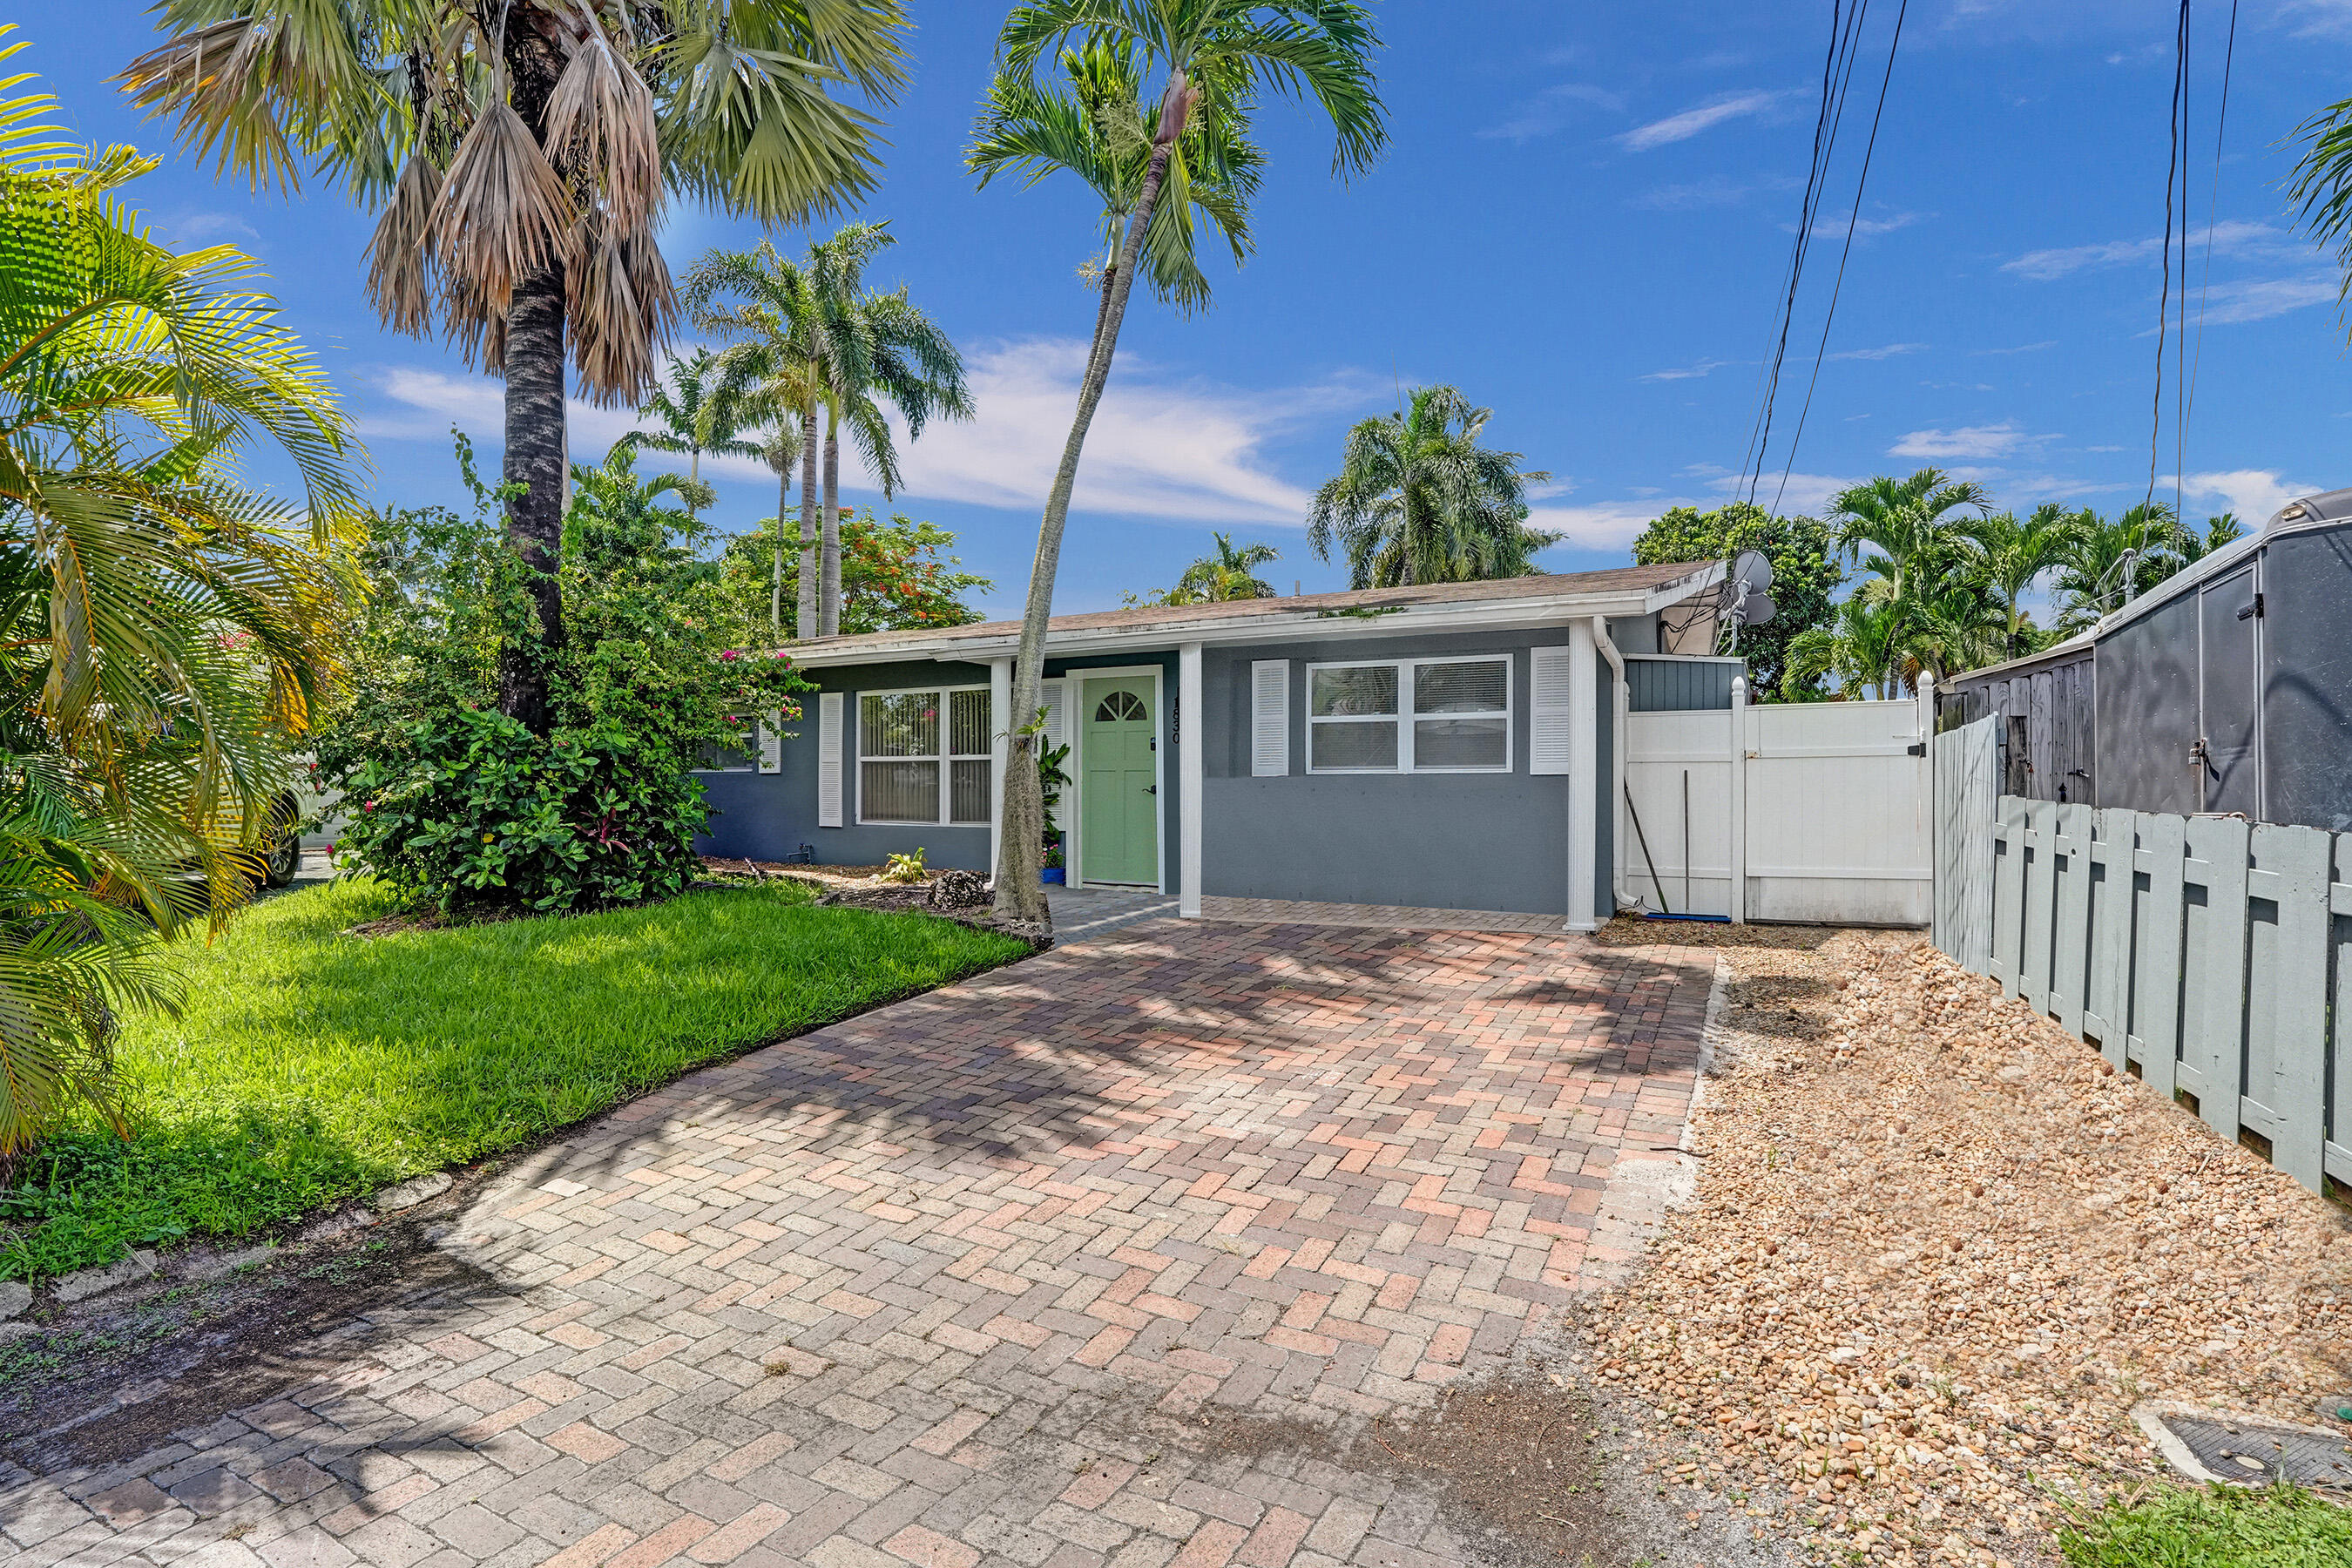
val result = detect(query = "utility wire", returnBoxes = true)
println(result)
[2146,0,2191,524]
[1772,0,1911,519]
[2183,0,2240,513]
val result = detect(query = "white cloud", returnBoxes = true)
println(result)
[2184,469,2323,524]
[363,342,1378,526]
[1480,82,1627,141]
[2002,220,2302,281]
[1826,341,1929,362]
[2281,1,2352,39]
[1889,422,2046,460]
[1618,91,1788,152]
[2194,274,2340,325]
[1526,503,1675,551]
[1970,340,2058,355]
[159,211,260,248]
[1632,175,1765,211]
[1639,357,1748,382]
[1800,209,1930,240]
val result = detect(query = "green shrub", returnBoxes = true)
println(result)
[337,709,707,914]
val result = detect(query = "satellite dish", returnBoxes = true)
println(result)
[1741,591,1776,628]
[1730,549,1774,595]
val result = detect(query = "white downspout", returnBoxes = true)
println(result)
[1564,620,1599,932]
[1592,617,1631,917]
[1729,673,1748,925]
[1179,641,1204,918]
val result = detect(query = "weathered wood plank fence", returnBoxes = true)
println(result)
[1933,720,2347,1197]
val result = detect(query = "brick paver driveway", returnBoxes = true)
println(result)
[9,919,1711,1568]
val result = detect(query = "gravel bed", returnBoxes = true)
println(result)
[1571,925,2352,1567]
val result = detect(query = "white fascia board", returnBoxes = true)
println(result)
[786,584,1712,671]
[1641,560,1726,613]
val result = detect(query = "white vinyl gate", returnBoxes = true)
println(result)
[1623,682,1935,925]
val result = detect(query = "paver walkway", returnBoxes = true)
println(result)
[5,919,1712,1568]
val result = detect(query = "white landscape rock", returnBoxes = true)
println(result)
[53,1248,158,1303]
[375,1171,455,1212]
[0,1280,30,1320]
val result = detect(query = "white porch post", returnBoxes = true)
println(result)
[1564,621,1598,931]
[988,658,1011,879]
[1179,641,1204,918]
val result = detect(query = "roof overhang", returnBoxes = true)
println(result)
[783,564,1727,671]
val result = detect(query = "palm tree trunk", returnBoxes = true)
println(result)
[993,73,1196,923]
[497,262,567,733]
[797,409,819,639]
[821,416,841,638]
[771,460,789,632]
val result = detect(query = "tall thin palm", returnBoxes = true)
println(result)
[1785,598,1909,702]
[2178,511,2245,564]
[1173,533,1277,601]
[2051,501,2181,631]
[124,0,906,730]
[625,349,761,496]
[1308,386,1557,589]
[1957,504,2073,659]
[970,0,1385,923]
[1827,469,1990,605]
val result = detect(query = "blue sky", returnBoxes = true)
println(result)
[32,1,2352,618]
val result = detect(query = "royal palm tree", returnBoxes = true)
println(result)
[1957,504,2076,660]
[969,0,1385,923]
[1172,533,1278,602]
[1785,598,1909,702]
[2178,511,2246,564]
[123,0,907,729]
[1308,385,1557,590]
[1827,469,1990,605]
[625,348,761,497]
[2051,501,2181,631]
[0,36,362,1148]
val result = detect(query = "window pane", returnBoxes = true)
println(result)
[1311,720,1399,770]
[862,760,940,822]
[1416,659,1509,714]
[1311,665,1397,717]
[949,760,992,824]
[950,689,991,758]
[862,693,938,758]
[1415,717,1508,769]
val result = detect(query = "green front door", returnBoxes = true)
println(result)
[1080,675,1159,886]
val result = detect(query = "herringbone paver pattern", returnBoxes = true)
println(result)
[2,919,1710,1568]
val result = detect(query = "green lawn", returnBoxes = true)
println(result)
[2058,1483,2352,1567]
[0,878,1031,1281]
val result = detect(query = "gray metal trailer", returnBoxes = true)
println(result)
[1940,486,2352,831]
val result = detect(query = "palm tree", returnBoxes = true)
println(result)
[0,37,362,1149]
[968,0,1384,923]
[624,349,762,496]
[2178,511,2245,564]
[970,34,1262,312]
[2051,501,2181,631]
[1957,504,2075,660]
[1827,469,1990,605]
[123,0,906,730]
[1785,598,1909,702]
[1308,386,1558,589]
[1172,534,1278,602]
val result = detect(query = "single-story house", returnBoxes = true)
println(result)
[694,560,1727,929]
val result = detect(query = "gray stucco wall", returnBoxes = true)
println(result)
[693,652,1183,889]
[693,656,997,871]
[1201,628,1613,917]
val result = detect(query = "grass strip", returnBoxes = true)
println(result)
[2058,1482,2352,1567]
[1,877,1030,1280]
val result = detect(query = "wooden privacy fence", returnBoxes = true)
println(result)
[1934,771,2349,1197]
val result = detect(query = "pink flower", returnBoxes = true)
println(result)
[718,649,742,662]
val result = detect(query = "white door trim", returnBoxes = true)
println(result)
[1066,665,1168,893]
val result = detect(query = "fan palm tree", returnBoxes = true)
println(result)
[1827,469,1990,605]
[1957,504,2076,660]
[0,35,362,1149]
[624,348,761,496]
[122,0,907,729]
[1308,385,1558,590]
[1171,533,1277,602]
[968,0,1385,923]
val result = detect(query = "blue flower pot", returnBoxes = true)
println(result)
[1041,868,1065,885]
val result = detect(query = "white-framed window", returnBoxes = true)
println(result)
[1307,655,1512,774]
[858,686,993,825]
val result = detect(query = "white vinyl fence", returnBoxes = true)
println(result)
[1930,716,2349,1197]
[1625,682,1934,925]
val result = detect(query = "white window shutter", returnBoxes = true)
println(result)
[1530,647,1575,775]
[758,711,783,774]
[1250,660,1289,776]
[1040,679,1067,749]
[816,692,844,827]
